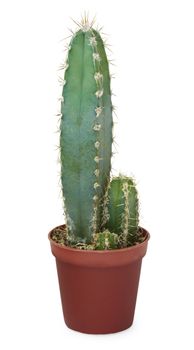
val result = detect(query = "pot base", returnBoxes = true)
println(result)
[59,260,141,334]
[65,320,133,334]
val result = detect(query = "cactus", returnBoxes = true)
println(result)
[54,18,145,249]
[93,230,119,250]
[101,175,140,247]
[59,19,113,243]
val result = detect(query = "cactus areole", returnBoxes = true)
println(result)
[49,17,150,334]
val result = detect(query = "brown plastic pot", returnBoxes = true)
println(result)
[49,225,150,334]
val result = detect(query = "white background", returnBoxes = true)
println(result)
[0,0,194,348]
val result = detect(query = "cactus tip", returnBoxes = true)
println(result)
[70,13,96,33]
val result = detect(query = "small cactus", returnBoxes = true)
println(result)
[59,18,113,244]
[101,175,139,247]
[93,230,119,250]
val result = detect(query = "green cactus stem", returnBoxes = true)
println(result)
[59,22,113,243]
[101,175,139,247]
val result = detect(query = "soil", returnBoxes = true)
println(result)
[51,225,145,250]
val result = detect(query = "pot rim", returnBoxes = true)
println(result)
[48,224,150,254]
[49,225,150,267]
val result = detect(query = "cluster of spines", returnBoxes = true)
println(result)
[89,29,105,236]
[120,180,130,243]
[101,180,110,228]
[57,46,72,238]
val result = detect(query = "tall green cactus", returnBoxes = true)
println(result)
[59,23,113,243]
[101,176,139,247]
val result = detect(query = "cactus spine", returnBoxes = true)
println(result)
[60,23,113,243]
[101,176,139,247]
